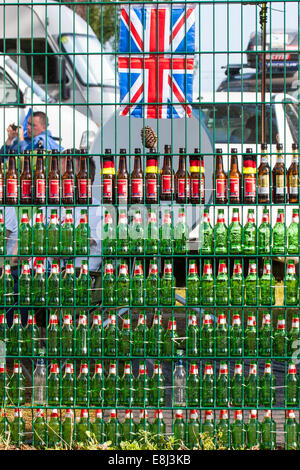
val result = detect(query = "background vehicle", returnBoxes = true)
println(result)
[0,0,117,126]
[0,56,98,149]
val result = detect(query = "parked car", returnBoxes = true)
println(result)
[0,0,117,127]
[0,56,98,150]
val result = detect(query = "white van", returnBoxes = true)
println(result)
[0,56,98,149]
[0,0,117,127]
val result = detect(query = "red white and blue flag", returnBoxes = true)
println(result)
[118,4,195,119]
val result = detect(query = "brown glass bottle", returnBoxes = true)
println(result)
[62,150,75,205]
[131,148,143,204]
[175,147,190,204]
[5,150,18,204]
[190,148,205,204]
[76,149,92,205]
[214,148,227,204]
[272,143,285,203]
[243,148,256,204]
[160,145,174,201]
[102,148,115,204]
[48,149,60,205]
[145,149,159,204]
[257,143,270,204]
[20,150,32,204]
[117,148,129,205]
[229,148,241,203]
[0,157,3,204]
[287,143,299,203]
[33,149,46,205]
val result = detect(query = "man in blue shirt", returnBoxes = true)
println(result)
[1,111,62,154]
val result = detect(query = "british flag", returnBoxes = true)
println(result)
[118,4,195,119]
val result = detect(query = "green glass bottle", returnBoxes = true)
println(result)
[285,410,299,450]
[145,259,159,305]
[244,314,257,357]
[287,209,299,254]
[230,259,243,305]
[47,313,59,356]
[246,410,259,449]
[187,361,200,407]
[260,361,276,407]
[117,260,130,306]
[117,209,129,255]
[214,209,227,255]
[76,261,92,306]
[231,410,245,450]
[19,261,31,305]
[245,260,257,305]
[187,410,200,449]
[62,409,73,448]
[90,363,103,406]
[19,209,31,255]
[202,363,214,407]
[10,409,26,447]
[173,410,186,449]
[130,210,144,255]
[8,311,24,356]
[229,208,242,254]
[91,410,105,444]
[104,312,117,356]
[230,313,242,356]
[174,207,188,254]
[216,260,228,305]
[33,409,47,448]
[216,312,228,357]
[163,318,179,358]
[133,362,150,407]
[286,261,299,305]
[61,210,74,255]
[90,312,102,357]
[187,260,200,306]
[76,362,89,406]
[105,410,121,447]
[217,410,230,449]
[216,361,229,407]
[23,311,39,356]
[187,313,200,357]
[119,361,134,407]
[102,210,116,256]
[146,209,159,255]
[75,209,91,256]
[148,311,165,357]
[260,410,276,450]
[245,362,258,407]
[62,262,75,306]
[201,260,214,305]
[199,208,213,254]
[243,209,256,254]
[75,313,88,356]
[201,313,214,356]
[274,315,286,358]
[259,312,272,357]
[273,209,285,255]
[61,362,75,407]
[288,315,299,357]
[121,410,136,442]
[202,410,215,442]
[231,362,243,407]
[160,210,173,255]
[152,410,166,446]
[132,312,148,356]
[131,261,144,306]
[286,362,299,407]
[160,260,175,305]
[33,261,46,306]
[0,262,14,306]
[33,209,46,255]
[103,261,115,306]
[48,263,60,306]
[0,410,10,441]
[48,362,60,406]
[0,362,9,405]
[75,409,90,444]
[150,361,166,407]
[48,410,61,448]
[258,208,271,255]
[104,361,117,407]
[47,210,59,256]
[61,314,74,357]
[260,259,275,305]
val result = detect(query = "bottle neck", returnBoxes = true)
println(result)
[36,156,44,172]
[118,155,127,172]
[230,155,238,171]
[50,155,58,173]
[133,155,142,173]
[8,156,16,172]
[23,155,31,173]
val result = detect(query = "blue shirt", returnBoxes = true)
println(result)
[0,130,62,155]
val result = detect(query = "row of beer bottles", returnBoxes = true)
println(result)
[215,143,299,204]
[1,149,92,205]
[102,147,205,205]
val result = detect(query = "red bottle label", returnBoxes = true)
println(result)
[161,175,172,194]
[131,178,143,198]
[178,178,190,198]
[0,178,4,199]
[191,178,199,198]
[216,179,226,199]
[49,180,59,198]
[62,179,74,198]
[103,178,112,198]
[21,180,31,199]
[117,178,128,198]
[36,179,46,198]
[229,177,239,197]
[146,179,157,199]
[6,179,17,198]
[78,179,91,198]
[244,176,256,197]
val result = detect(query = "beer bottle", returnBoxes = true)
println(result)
[214,148,227,203]
[48,149,60,204]
[272,143,285,203]
[76,149,92,204]
[62,150,75,204]
[117,148,129,205]
[5,150,18,205]
[0,157,4,204]
[33,149,46,205]
[258,143,270,203]
[190,148,205,204]
[20,149,32,204]
[131,148,143,204]
[229,148,241,203]
[243,148,256,204]
[145,149,159,204]
[287,143,299,203]
[102,148,115,204]
[160,145,174,201]
[175,147,190,203]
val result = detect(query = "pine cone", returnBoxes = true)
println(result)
[141,126,157,149]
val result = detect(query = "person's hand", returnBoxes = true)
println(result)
[18,125,24,141]
[6,124,18,145]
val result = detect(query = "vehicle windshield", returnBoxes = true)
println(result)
[195,102,279,144]
[61,34,115,87]
[285,101,299,143]
[5,56,54,103]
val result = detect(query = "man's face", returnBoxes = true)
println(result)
[27,116,45,138]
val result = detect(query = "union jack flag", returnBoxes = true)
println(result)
[118,4,195,119]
